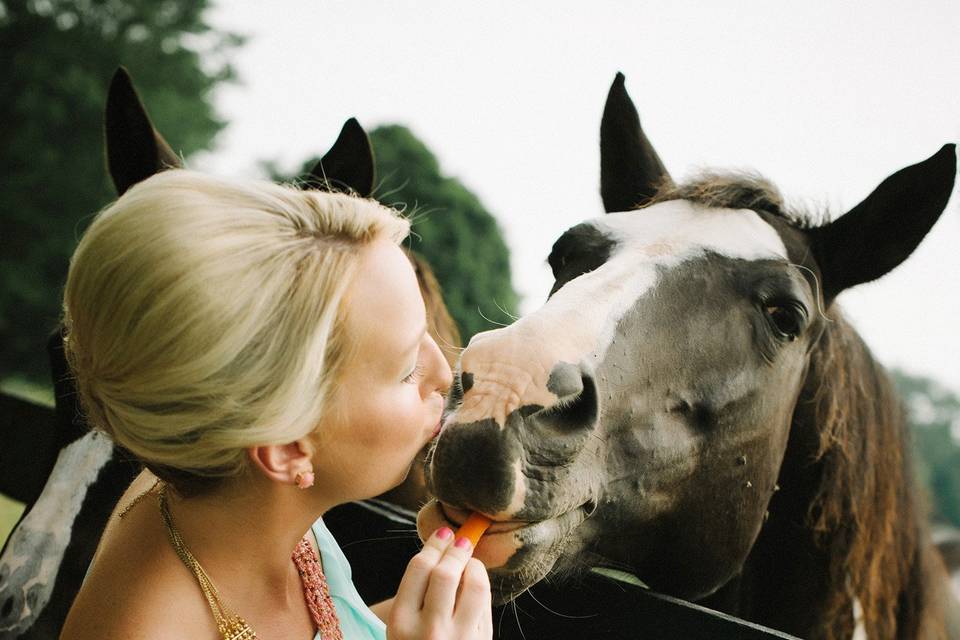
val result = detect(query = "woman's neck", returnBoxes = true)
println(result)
[161,474,334,607]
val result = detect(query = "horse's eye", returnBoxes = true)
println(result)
[765,303,805,341]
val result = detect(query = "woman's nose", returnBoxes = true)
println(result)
[424,334,453,395]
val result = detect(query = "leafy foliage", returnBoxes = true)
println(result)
[894,369,960,527]
[0,0,242,382]
[269,124,519,343]
[372,125,518,341]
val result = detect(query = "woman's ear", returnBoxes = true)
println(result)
[247,438,315,486]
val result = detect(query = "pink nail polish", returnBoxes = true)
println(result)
[454,537,471,550]
[436,527,453,540]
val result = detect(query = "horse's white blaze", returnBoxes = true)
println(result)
[456,201,788,427]
[0,431,113,630]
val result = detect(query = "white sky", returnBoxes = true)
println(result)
[196,0,960,392]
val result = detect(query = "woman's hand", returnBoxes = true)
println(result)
[387,527,492,639]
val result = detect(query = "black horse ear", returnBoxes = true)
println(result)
[807,144,956,301]
[600,72,672,213]
[105,67,182,195]
[306,118,375,197]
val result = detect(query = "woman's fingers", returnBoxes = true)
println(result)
[453,558,492,627]
[389,528,493,639]
[393,526,454,612]
[422,536,475,615]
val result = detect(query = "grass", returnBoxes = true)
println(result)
[0,375,54,407]
[0,493,26,548]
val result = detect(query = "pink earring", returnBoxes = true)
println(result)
[295,470,315,490]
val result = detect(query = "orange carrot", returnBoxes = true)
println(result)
[455,512,492,547]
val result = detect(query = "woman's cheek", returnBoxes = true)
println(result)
[364,389,419,446]
[392,391,428,440]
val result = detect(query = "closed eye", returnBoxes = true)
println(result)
[402,362,425,384]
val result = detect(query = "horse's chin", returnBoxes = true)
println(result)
[416,499,590,604]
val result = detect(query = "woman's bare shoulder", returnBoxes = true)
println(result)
[60,473,218,639]
[61,585,215,639]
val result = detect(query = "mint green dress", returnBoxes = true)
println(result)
[311,517,388,640]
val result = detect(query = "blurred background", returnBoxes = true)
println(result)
[2,0,959,548]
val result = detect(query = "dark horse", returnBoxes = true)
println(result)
[0,68,376,639]
[419,73,960,639]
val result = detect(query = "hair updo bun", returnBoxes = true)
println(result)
[63,170,409,495]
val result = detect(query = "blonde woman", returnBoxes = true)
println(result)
[326,250,463,604]
[59,170,492,639]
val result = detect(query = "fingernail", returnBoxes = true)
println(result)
[454,537,472,550]
[436,527,453,540]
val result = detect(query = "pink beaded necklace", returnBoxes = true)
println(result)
[293,537,344,640]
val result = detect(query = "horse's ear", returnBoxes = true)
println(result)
[600,72,672,213]
[105,67,182,196]
[305,118,375,197]
[807,143,956,301]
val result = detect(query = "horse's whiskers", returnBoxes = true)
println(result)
[338,533,420,550]
[496,578,510,638]
[477,306,512,328]
[432,332,466,355]
[369,170,408,203]
[788,261,833,324]
[493,298,520,322]
[511,596,528,640]
[526,586,598,620]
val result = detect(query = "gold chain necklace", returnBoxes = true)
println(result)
[157,484,258,640]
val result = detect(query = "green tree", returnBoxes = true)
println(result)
[0,0,242,383]
[894,369,960,527]
[270,124,519,343]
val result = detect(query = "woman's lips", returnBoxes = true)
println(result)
[427,402,446,440]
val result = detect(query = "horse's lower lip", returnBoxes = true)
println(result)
[439,502,529,534]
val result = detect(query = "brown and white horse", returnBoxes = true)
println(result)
[419,73,960,639]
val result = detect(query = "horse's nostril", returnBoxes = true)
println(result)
[446,372,467,410]
[460,371,474,394]
[669,399,692,414]
[2,594,13,619]
[536,362,598,430]
[668,396,715,428]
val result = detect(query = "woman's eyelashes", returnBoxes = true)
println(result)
[402,362,425,384]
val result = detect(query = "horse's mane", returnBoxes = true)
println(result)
[649,173,947,639]
[803,310,941,639]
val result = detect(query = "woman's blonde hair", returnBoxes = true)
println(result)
[63,169,409,494]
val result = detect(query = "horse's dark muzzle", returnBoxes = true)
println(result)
[428,361,599,516]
